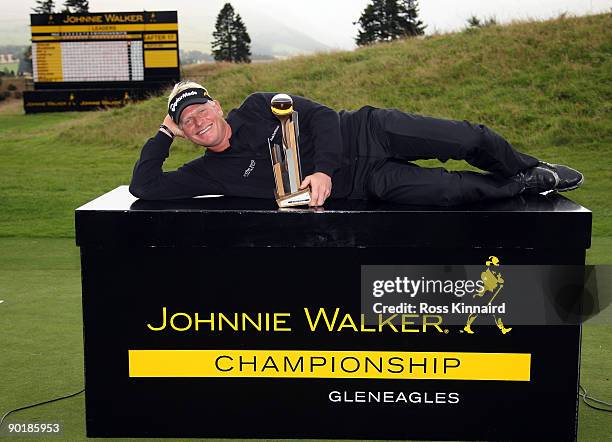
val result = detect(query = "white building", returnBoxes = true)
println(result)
[0,54,17,64]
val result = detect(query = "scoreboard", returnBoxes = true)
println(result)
[33,40,145,83]
[24,11,180,113]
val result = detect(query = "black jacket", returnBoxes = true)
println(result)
[129,93,379,200]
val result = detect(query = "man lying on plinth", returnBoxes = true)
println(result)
[129,81,583,207]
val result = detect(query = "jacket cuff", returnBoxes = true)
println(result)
[314,164,337,179]
[154,130,174,146]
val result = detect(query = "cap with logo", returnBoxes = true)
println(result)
[168,87,213,124]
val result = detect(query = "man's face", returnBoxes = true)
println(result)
[179,101,227,150]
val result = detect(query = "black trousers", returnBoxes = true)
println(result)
[348,109,539,206]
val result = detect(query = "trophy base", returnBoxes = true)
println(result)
[275,189,311,208]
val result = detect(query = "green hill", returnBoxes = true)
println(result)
[1,12,611,248]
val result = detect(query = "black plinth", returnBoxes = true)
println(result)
[76,186,591,441]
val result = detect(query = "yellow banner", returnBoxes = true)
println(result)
[144,43,178,49]
[144,33,177,42]
[129,350,531,381]
[144,50,178,68]
[32,34,142,41]
[32,23,177,33]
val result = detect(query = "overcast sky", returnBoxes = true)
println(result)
[0,0,610,49]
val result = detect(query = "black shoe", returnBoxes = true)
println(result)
[539,162,584,192]
[511,164,559,195]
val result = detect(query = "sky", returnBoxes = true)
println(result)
[0,0,610,50]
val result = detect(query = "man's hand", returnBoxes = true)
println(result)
[300,172,332,207]
[162,114,185,138]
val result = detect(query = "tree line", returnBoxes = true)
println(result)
[198,0,427,63]
[213,0,427,63]
[355,0,425,45]
[31,0,431,64]
[32,0,89,14]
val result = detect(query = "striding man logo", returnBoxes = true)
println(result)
[462,256,512,335]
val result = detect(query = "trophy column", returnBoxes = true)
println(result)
[269,94,311,208]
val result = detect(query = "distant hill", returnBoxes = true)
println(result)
[0,45,27,58]
[168,6,331,58]
[245,14,331,57]
[180,50,213,65]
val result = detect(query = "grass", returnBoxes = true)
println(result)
[0,12,610,441]
[0,63,19,76]
[0,239,83,439]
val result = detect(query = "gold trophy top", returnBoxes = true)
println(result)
[271,94,294,116]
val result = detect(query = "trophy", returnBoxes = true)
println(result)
[269,94,311,208]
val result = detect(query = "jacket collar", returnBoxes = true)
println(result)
[227,108,281,151]
[226,109,246,136]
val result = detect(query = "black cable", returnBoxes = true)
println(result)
[579,384,612,412]
[0,388,84,431]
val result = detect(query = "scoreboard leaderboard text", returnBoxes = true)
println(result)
[24,11,180,113]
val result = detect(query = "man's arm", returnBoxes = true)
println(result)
[292,95,342,180]
[294,95,340,206]
[129,130,223,200]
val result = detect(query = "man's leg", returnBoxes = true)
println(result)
[372,109,539,177]
[365,159,523,206]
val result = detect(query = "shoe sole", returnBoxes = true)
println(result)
[541,162,584,193]
[557,175,584,192]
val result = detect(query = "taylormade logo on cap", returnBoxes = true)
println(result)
[170,91,198,112]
